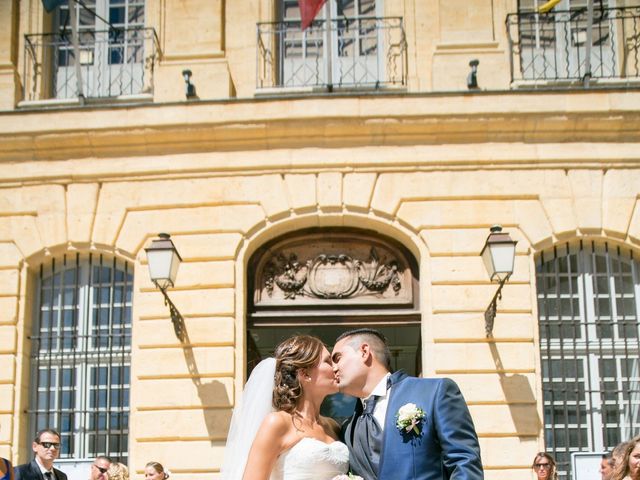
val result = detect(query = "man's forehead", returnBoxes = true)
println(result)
[39,432,60,441]
[332,338,348,351]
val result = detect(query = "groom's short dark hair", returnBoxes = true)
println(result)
[336,328,392,371]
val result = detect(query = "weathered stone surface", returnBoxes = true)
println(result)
[134,376,234,409]
[134,346,234,378]
[433,342,536,373]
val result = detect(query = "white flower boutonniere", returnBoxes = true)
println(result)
[332,474,363,480]
[396,402,426,435]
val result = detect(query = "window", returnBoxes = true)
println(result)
[22,0,155,101]
[52,0,145,98]
[508,0,638,83]
[247,228,420,419]
[536,242,640,478]
[257,0,407,89]
[30,254,133,462]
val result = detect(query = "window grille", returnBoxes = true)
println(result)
[29,253,132,461]
[536,242,640,478]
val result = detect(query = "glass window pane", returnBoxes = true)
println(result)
[536,244,640,476]
[32,257,133,459]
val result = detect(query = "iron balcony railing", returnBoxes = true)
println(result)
[23,27,160,102]
[507,6,640,86]
[257,17,407,91]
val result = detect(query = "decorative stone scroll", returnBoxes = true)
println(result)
[253,232,415,307]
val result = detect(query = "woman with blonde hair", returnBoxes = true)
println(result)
[221,334,349,480]
[107,462,129,480]
[612,436,640,480]
[532,452,559,480]
[144,462,169,480]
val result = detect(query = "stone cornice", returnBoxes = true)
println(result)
[0,90,639,175]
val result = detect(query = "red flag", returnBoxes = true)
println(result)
[298,0,328,30]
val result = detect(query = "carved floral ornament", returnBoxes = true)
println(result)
[254,237,414,306]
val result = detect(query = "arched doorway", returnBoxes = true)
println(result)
[246,227,420,419]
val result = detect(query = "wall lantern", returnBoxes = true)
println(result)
[480,225,517,336]
[145,233,186,341]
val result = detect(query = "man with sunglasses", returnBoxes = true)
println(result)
[88,457,111,480]
[14,429,67,480]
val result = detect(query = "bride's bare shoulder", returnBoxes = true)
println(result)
[261,410,292,430]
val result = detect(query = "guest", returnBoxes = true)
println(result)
[611,436,640,480]
[144,462,169,480]
[532,452,558,480]
[89,457,111,480]
[107,462,129,480]
[612,441,631,474]
[14,429,67,480]
[0,456,14,480]
[601,452,614,480]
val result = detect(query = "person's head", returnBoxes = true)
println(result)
[331,328,391,397]
[272,334,336,413]
[612,436,640,480]
[32,429,61,469]
[145,462,169,480]
[601,453,614,480]
[611,441,629,476]
[90,456,112,480]
[532,452,557,480]
[107,462,129,480]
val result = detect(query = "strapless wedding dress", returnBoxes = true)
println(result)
[270,437,350,480]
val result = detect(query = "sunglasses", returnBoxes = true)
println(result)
[534,463,552,469]
[37,442,60,449]
[93,465,108,474]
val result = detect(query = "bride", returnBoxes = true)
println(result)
[221,335,350,480]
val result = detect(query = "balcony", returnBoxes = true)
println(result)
[507,6,640,87]
[256,17,406,92]
[22,27,160,104]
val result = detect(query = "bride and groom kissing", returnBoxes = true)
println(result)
[221,328,484,480]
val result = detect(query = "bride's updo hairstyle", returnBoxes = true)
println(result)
[273,335,324,413]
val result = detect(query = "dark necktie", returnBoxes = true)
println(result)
[351,395,383,479]
[44,472,53,480]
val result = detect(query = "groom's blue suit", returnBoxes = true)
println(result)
[343,371,484,480]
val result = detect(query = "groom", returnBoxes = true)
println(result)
[332,328,484,480]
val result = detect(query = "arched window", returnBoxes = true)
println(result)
[247,228,420,419]
[536,242,640,477]
[30,253,132,463]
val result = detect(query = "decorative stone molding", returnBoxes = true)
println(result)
[253,232,415,307]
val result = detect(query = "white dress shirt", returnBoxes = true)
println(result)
[35,457,56,479]
[361,372,391,431]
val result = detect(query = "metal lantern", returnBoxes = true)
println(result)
[145,233,182,290]
[480,225,517,283]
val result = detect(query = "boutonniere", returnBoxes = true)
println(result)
[332,474,363,480]
[396,402,425,435]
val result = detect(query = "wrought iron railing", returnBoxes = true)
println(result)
[23,27,160,102]
[257,17,406,90]
[506,6,640,86]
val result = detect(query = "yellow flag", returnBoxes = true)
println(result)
[538,0,562,13]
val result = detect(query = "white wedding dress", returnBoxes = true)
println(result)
[220,358,350,480]
[270,437,350,480]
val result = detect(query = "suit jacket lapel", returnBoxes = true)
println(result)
[378,370,409,474]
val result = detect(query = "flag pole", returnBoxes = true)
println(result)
[67,0,85,102]
[583,0,594,87]
[325,1,333,91]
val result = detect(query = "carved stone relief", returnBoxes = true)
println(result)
[254,233,414,307]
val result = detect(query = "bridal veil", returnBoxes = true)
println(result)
[220,357,276,480]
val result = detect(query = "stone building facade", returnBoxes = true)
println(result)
[1,0,640,479]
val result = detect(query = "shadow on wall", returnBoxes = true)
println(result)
[489,342,542,438]
[175,314,232,446]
